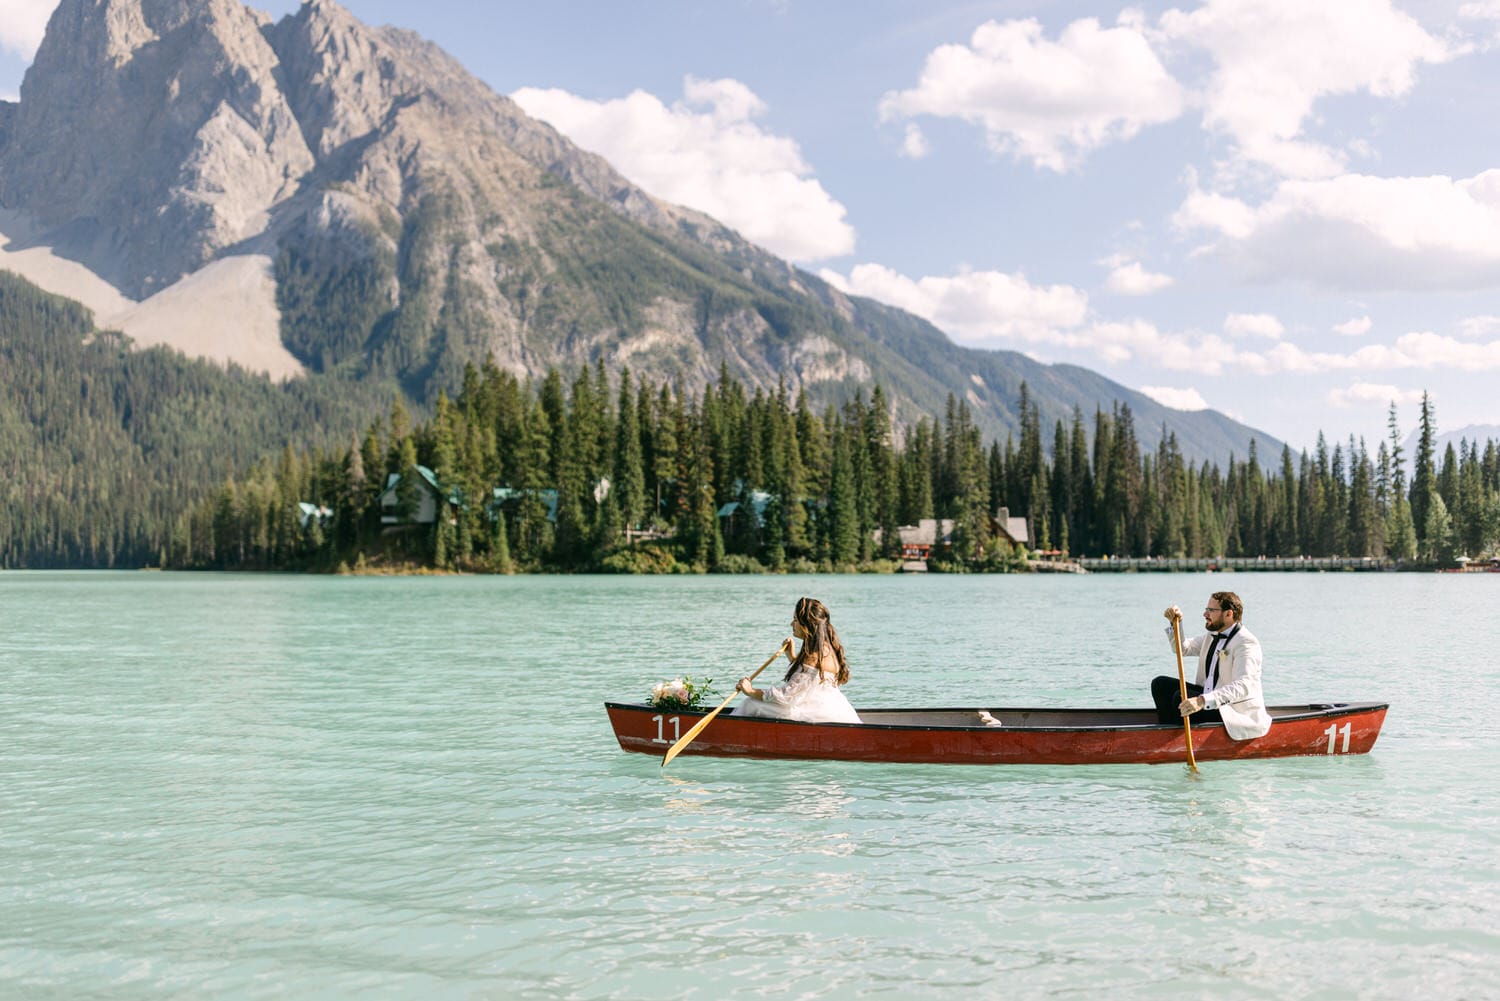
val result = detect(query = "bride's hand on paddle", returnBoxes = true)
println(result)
[1179,695,1206,716]
[738,677,756,696]
[1164,605,1182,622]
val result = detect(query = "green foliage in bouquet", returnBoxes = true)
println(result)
[647,676,717,712]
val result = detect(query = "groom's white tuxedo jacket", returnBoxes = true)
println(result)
[1168,623,1273,740]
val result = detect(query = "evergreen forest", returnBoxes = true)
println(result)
[168,358,1500,574]
[0,273,396,568]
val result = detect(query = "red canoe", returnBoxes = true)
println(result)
[605,701,1388,765]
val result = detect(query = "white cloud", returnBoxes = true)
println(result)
[821,262,1090,345]
[1224,312,1284,339]
[819,261,1212,367]
[512,77,855,262]
[1460,0,1500,46]
[1327,382,1425,407]
[1101,256,1175,295]
[0,0,54,59]
[1175,171,1500,291]
[1158,0,1452,178]
[1458,315,1500,338]
[1230,330,1500,374]
[1460,0,1500,25]
[1173,185,1256,240]
[1072,318,1191,365]
[900,124,930,158]
[878,14,1184,171]
[820,248,1500,385]
[1141,386,1211,410]
[1390,330,1500,368]
[1334,315,1372,337]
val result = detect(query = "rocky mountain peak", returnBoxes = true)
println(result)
[1,0,311,294]
[267,0,416,160]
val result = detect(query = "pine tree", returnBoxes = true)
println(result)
[782,393,814,557]
[1387,496,1418,562]
[1387,402,1407,497]
[514,396,553,564]
[614,367,647,531]
[899,418,935,526]
[395,435,422,524]
[1456,441,1487,557]
[1091,407,1115,554]
[1437,442,1459,513]
[867,385,900,559]
[539,368,568,488]
[684,402,719,569]
[552,366,600,565]
[1422,493,1456,564]
[653,383,682,529]
[1347,438,1379,557]
[946,398,991,561]
[845,395,876,562]
[1103,404,1143,555]
[1275,445,1299,556]
[1410,392,1436,543]
[1154,431,1187,557]
[827,419,860,566]
[1048,421,1070,554]
[1014,382,1045,520]
[491,510,513,572]
[1068,408,1091,555]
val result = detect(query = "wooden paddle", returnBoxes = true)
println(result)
[661,640,792,768]
[1171,612,1199,773]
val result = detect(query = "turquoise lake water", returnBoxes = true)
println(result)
[2,571,1496,999]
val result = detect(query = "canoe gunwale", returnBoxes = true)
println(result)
[603,700,1388,734]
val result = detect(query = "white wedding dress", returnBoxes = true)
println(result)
[735,664,862,724]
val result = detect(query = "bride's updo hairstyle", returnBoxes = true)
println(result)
[785,596,849,685]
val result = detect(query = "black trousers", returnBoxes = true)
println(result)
[1151,675,1223,725]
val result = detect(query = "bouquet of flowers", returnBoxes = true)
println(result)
[648,676,716,712]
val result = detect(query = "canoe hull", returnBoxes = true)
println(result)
[605,702,1388,765]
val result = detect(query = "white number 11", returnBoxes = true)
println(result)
[1323,721,1352,754]
[652,714,680,743]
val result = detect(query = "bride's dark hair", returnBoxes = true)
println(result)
[785,597,849,685]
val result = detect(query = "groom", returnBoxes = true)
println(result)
[1152,591,1272,741]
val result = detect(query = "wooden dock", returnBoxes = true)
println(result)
[1076,556,1391,572]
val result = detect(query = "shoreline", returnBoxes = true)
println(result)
[1,562,1474,576]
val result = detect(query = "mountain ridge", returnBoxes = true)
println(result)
[0,0,1284,465]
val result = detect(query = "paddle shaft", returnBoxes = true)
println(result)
[660,641,791,768]
[1172,614,1199,772]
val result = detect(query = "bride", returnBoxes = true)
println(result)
[735,597,861,724]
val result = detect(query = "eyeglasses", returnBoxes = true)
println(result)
[1204,606,1223,612]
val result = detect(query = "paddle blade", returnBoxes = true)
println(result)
[660,701,731,768]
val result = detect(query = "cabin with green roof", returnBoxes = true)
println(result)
[378,465,457,527]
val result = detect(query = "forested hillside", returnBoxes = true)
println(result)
[0,272,395,567]
[168,357,1500,574]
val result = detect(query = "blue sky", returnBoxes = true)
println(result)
[4,0,1500,454]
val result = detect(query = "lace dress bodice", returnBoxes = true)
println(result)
[736,662,862,724]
